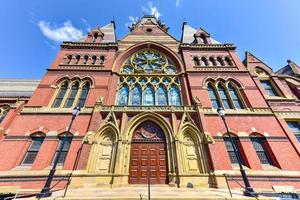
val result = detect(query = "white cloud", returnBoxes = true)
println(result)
[38,20,84,42]
[125,16,139,28]
[176,0,181,7]
[142,2,161,19]
[81,18,91,32]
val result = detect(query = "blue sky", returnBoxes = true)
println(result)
[0,0,299,79]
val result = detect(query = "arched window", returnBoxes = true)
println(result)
[22,134,45,165]
[92,56,97,65]
[100,56,105,65]
[193,57,200,66]
[223,135,245,165]
[130,85,142,105]
[224,57,232,66]
[52,81,68,108]
[228,83,244,109]
[201,57,207,66]
[143,85,155,106]
[117,85,129,106]
[53,134,72,165]
[169,85,181,106]
[92,33,98,43]
[77,82,90,108]
[75,55,81,64]
[156,85,168,105]
[64,82,79,108]
[66,55,73,64]
[250,136,272,165]
[83,55,89,65]
[207,83,220,109]
[200,34,207,44]
[216,57,223,66]
[117,48,182,106]
[209,57,216,66]
[218,84,233,109]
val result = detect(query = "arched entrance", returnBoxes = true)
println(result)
[129,121,168,184]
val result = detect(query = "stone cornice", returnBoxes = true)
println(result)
[186,67,247,72]
[61,42,118,50]
[202,108,273,115]
[275,111,300,119]
[180,43,236,51]
[21,106,94,115]
[47,68,112,72]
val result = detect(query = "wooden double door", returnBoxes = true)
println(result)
[128,121,168,184]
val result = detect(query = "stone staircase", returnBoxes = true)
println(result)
[22,185,277,200]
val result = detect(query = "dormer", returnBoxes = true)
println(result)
[181,23,221,45]
[193,28,211,44]
[85,28,104,43]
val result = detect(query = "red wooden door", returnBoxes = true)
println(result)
[129,121,168,184]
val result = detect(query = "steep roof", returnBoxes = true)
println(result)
[181,23,221,44]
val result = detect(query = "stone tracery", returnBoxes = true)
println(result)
[117,48,182,106]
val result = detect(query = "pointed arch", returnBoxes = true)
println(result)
[117,84,129,106]
[156,84,168,105]
[143,85,155,105]
[177,123,209,174]
[64,81,80,108]
[86,124,118,174]
[228,82,244,109]
[130,84,142,105]
[52,81,69,108]
[207,82,221,109]
[217,83,233,109]
[169,85,181,106]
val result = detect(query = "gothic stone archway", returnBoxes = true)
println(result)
[129,121,168,184]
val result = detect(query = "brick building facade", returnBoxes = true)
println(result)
[0,15,300,196]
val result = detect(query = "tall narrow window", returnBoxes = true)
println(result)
[224,57,232,66]
[200,57,206,66]
[53,135,72,165]
[156,85,168,105]
[169,85,181,106]
[64,82,79,108]
[208,57,214,66]
[77,82,90,108]
[66,55,73,64]
[143,85,155,106]
[250,136,272,165]
[216,57,223,66]
[92,56,97,65]
[193,57,200,66]
[117,85,129,106]
[228,84,244,109]
[260,80,279,96]
[218,84,233,109]
[75,55,81,64]
[22,136,45,165]
[52,82,68,108]
[223,136,244,165]
[83,55,89,65]
[207,84,220,109]
[287,121,300,142]
[92,33,98,43]
[100,56,105,65]
[130,85,142,105]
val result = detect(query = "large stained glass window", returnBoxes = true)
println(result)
[156,85,168,105]
[117,49,182,106]
[143,85,155,106]
[169,85,181,106]
[117,85,129,106]
[131,85,142,105]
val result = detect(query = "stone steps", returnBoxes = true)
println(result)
[23,186,276,200]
